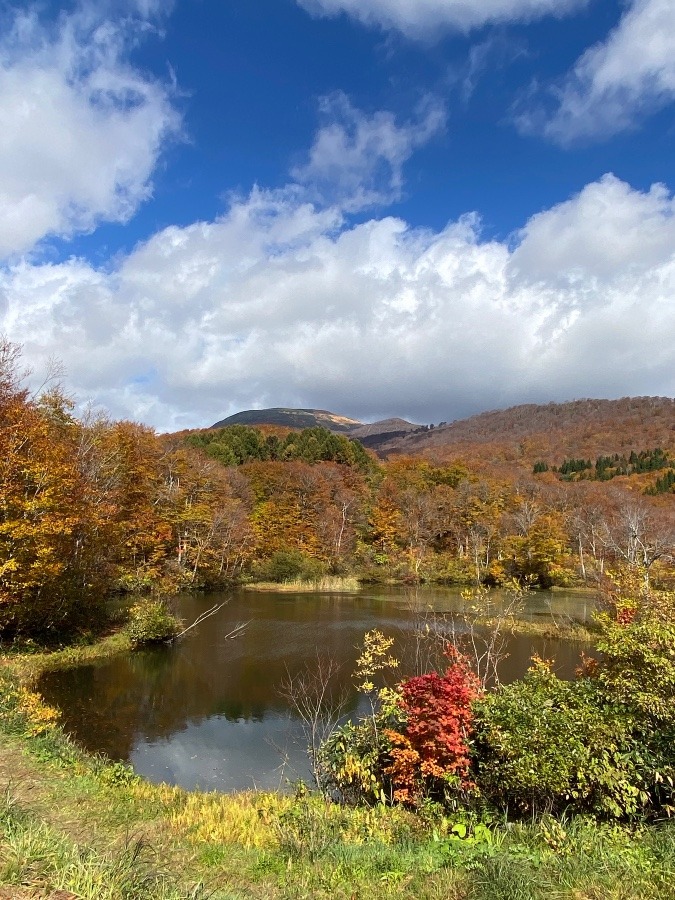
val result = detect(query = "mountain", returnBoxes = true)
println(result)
[211,408,361,432]
[210,408,420,444]
[349,418,421,448]
[208,398,675,471]
[377,397,675,471]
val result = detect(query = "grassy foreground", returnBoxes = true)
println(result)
[1,644,674,899]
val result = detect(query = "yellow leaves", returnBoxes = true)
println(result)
[17,686,60,736]
[0,558,19,576]
[169,791,285,849]
[369,497,401,555]
[354,629,399,696]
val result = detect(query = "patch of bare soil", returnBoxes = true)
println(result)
[0,740,49,808]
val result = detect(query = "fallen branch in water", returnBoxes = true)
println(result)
[222,620,250,641]
[171,602,249,641]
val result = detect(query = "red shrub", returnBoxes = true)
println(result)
[385,649,479,804]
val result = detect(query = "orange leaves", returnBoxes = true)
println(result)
[383,730,420,804]
[384,650,479,805]
[0,376,109,633]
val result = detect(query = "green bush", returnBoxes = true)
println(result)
[125,600,181,647]
[592,577,675,814]
[318,717,394,806]
[472,658,651,818]
[594,586,675,726]
[252,550,327,583]
[470,575,675,820]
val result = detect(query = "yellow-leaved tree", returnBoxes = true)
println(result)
[0,341,115,636]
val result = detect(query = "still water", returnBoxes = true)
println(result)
[38,586,594,793]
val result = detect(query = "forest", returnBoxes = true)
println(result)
[1,338,673,638]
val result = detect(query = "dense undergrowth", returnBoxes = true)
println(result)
[1,670,674,900]
[303,574,675,827]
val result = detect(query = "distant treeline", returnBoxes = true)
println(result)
[2,337,673,641]
[534,448,674,492]
[187,425,374,470]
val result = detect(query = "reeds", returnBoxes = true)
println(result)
[248,575,361,592]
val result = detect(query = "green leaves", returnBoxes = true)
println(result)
[473,576,675,819]
[188,424,375,471]
[125,600,182,647]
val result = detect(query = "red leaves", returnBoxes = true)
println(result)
[385,649,479,804]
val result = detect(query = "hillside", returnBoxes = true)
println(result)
[207,398,675,473]
[376,397,675,471]
[212,407,361,432]
[349,417,421,446]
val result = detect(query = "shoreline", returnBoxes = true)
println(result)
[1,642,673,900]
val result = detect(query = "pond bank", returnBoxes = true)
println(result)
[4,585,595,693]
[1,653,675,900]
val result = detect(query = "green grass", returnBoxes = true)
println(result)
[505,618,596,642]
[0,783,205,899]
[1,644,675,899]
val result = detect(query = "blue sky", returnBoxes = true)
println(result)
[1,0,674,429]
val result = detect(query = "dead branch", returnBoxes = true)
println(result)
[172,602,248,641]
[278,652,350,791]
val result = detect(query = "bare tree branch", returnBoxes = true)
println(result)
[172,602,248,641]
[278,652,350,791]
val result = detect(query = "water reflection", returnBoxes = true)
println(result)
[39,586,593,792]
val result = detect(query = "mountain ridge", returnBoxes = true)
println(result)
[211,407,421,440]
[211,407,363,432]
[380,396,675,470]
[209,397,675,466]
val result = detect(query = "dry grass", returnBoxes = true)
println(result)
[247,576,361,593]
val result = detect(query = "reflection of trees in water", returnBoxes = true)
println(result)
[39,588,590,767]
[39,593,375,759]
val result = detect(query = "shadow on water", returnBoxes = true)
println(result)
[38,585,594,792]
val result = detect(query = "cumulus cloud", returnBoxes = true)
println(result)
[510,174,675,281]
[518,0,675,142]
[296,0,588,37]
[1,173,673,430]
[291,93,446,211]
[0,4,180,259]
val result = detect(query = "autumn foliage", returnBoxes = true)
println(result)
[0,341,253,636]
[1,338,673,639]
[385,649,478,804]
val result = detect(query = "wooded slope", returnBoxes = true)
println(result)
[378,398,675,471]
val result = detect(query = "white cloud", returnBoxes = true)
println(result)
[296,0,588,37]
[291,93,445,211]
[510,174,675,281]
[0,5,180,259]
[1,173,673,430]
[520,0,675,142]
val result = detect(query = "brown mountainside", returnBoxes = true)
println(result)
[202,398,675,476]
[378,397,675,471]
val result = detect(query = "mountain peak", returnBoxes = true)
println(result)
[211,407,362,432]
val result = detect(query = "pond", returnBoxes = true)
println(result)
[38,586,594,793]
